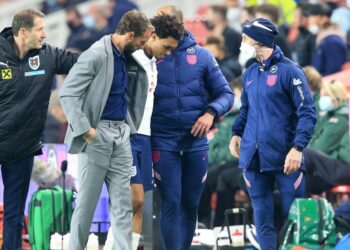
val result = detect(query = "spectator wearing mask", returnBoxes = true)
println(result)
[205,4,242,58]
[65,7,98,52]
[328,0,350,34]
[225,0,243,33]
[309,3,347,75]
[309,80,349,158]
[205,35,242,83]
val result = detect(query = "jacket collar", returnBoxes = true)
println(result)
[103,35,113,55]
[260,45,284,71]
[176,29,196,52]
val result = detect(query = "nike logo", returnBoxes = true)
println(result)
[247,80,253,85]
[293,78,302,86]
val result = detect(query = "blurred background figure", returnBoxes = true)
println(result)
[308,80,349,158]
[308,3,347,75]
[240,5,255,25]
[86,2,110,32]
[224,0,243,33]
[288,2,316,67]
[43,90,68,144]
[65,7,98,51]
[205,35,242,83]
[105,0,138,34]
[31,158,61,188]
[327,0,350,34]
[303,66,323,117]
[42,0,82,14]
[205,4,241,58]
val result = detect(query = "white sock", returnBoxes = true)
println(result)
[104,227,115,250]
[132,232,141,250]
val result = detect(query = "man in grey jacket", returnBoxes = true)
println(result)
[59,10,152,250]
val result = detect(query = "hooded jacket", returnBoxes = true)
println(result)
[232,46,316,171]
[0,28,78,163]
[151,30,234,151]
[311,26,347,76]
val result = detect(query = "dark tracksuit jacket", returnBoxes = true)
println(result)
[0,27,79,163]
[232,46,316,250]
[232,46,316,171]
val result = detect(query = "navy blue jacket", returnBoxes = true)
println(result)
[151,31,234,151]
[232,46,316,171]
[311,34,347,76]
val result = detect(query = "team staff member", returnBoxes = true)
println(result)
[151,5,234,249]
[229,18,316,250]
[60,10,153,250]
[0,9,78,250]
[104,14,184,250]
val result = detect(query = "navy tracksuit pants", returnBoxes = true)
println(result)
[243,153,305,250]
[1,155,34,250]
[153,150,208,250]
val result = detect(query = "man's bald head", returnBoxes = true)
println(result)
[156,5,183,22]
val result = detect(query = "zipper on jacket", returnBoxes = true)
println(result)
[256,70,261,171]
[175,56,181,134]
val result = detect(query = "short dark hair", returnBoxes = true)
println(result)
[66,6,82,19]
[243,6,256,17]
[210,5,228,21]
[116,10,151,36]
[254,4,280,24]
[297,3,312,17]
[12,8,45,36]
[308,3,332,17]
[150,14,184,41]
[206,35,226,53]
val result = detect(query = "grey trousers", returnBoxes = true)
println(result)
[69,120,133,250]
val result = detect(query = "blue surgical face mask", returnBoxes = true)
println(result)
[319,95,334,111]
[83,15,96,29]
[234,97,242,110]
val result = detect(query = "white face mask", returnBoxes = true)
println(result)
[233,97,242,110]
[308,24,319,35]
[83,15,96,29]
[319,95,334,111]
[238,42,256,67]
[227,8,241,22]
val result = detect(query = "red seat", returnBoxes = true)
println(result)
[184,18,211,46]
[329,185,350,206]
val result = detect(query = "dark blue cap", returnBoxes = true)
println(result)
[242,18,279,48]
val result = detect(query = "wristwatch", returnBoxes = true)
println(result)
[293,145,303,152]
[205,108,217,117]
